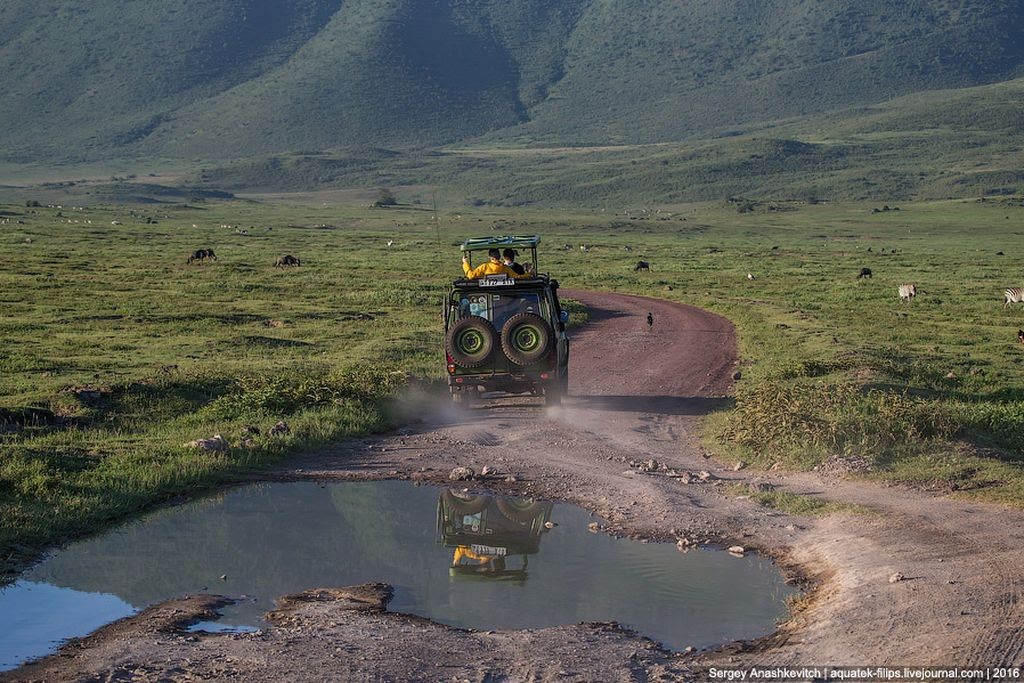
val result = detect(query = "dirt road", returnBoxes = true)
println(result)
[8,291,1024,682]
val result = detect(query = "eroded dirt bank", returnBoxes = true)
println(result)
[7,291,1024,682]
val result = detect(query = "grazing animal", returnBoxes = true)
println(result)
[634,260,651,272]
[1006,288,1024,308]
[857,267,872,279]
[562,243,573,251]
[1018,329,1024,344]
[187,248,216,264]
[386,240,394,247]
[997,251,1005,256]
[275,254,301,267]
[647,312,654,330]
[898,284,917,302]
[747,273,755,280]
[580,244,591,252]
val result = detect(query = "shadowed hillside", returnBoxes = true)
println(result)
[2,0,1024,164]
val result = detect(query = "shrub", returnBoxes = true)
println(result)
[721,382,959,466]
[203,365,406,419]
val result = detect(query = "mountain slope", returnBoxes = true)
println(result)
[1,0,1023,163]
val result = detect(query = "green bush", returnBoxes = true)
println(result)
[958,401,1024,457]
[203,365,406,419]
[721,382,959,466]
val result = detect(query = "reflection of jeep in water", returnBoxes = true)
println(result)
[437,488,554,581]
[445,236,569,406]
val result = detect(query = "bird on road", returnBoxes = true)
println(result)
[647,312,654,330]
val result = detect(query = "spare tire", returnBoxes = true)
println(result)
[500,313,553,365]
[496,497,550,524]
[442,488,491,515]
[446,317,497,368]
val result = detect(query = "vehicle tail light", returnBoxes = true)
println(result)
[455,377,463,383]
[447,364,456,374]
[540,372,550,379]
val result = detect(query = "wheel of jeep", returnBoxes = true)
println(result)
[496,497,549,523]
[500,313,553,365]
[446,317,497,368]
[442,488,490,515]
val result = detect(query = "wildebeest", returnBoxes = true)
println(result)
[634,260,651,272]
[1006,287,1024,308]
[857,267,872,279]
[898,283,917,302]
[276,254,301,267]
[187,248,217,264]
[562,243,573,251]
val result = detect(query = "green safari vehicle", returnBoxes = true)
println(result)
[444,236,569,406]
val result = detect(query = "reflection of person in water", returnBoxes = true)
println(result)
[452,546,507,573]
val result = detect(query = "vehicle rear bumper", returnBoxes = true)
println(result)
[448,371,558,394]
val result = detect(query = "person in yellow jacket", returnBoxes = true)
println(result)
[462,248,532,279]
[453,545,507,573]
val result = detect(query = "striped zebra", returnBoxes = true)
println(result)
[1005,287,1024,308]
[898,283,917,302]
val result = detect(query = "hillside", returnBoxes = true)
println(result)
[2,0,1024,165]
[178,76,1024,206]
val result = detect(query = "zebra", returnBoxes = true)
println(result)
[898,284,917,302]
[1005,288,1024,308]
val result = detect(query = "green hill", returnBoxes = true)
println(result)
[2,0,1024,165]
[180,76,1024,206]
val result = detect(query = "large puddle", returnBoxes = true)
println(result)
[0,480,796,670]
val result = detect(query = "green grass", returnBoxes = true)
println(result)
[3,195,1024,577]
[726,484,865,516]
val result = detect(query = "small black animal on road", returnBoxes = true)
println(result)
[647,312,654,330]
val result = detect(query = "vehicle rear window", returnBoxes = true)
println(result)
[453,292,546,327]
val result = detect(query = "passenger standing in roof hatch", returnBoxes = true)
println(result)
[502,248,526,275]
[462,248,531,279]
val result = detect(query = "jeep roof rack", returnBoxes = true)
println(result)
[461,235,541,274]
[460,235,540,252]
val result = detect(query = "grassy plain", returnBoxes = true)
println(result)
[2,195,1024,576]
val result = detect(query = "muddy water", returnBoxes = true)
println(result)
[0,480,795,670]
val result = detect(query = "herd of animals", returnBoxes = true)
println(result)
[186,248,299,267]
[184,238,1024,343]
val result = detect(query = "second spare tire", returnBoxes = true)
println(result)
[500,313,553,365]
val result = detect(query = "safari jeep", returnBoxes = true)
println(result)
[437,488,554,581]
[444,236,569,406]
